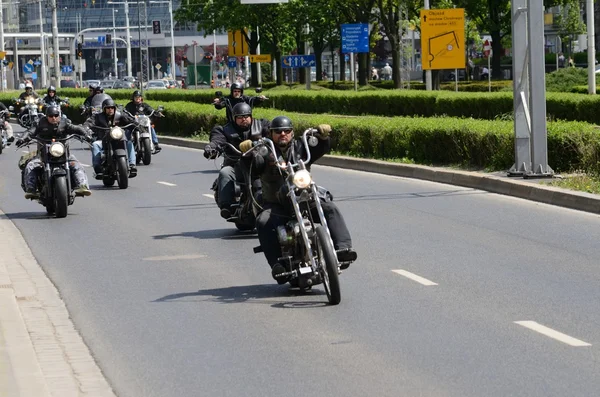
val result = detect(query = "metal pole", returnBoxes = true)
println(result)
[39,0,47,88]
[169,0,175,79]
[256,26,261,85]
[113,9,118,79]
[50,0,60,83]
[78,15,82,86]
[0,0,5,91]
[587,0,596,94]
[138,0,143,95]
[14,38,18,89]
[424,0,432,90]
[125,2,132,78]
[193,43,197,89]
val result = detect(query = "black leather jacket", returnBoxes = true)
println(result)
[214,95,264,123]
[208,118,270,167]
[83,110,136,141]
[22,117,86,142]
[125,101,153,116]
[42,94,64,106]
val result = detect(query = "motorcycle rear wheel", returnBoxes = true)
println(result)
[142,138,152,165]
[315,226,341,305]
[116,157,129,189]
[54,176,69,218]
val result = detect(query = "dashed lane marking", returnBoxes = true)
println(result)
[391,269,438,286]
[157,181,177,187]
[202,193,214,199]
[515,321,591,347]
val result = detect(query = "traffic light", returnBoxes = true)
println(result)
[106,34,112,45]
[77,43,83,59]
[152,20,161,34]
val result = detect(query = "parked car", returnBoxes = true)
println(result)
[145,80,168,90]
[99,80,116,89]
[83,80,101,88]
[113,80,136,89]
[60,79,79,88]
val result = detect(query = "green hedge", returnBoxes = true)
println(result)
[58,97,600,174]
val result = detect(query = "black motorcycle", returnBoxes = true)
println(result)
[124,105,164,165]
[210,142,262,231]
[247,129,343,304]
[17,134,88,218]
[92,124,133,189]
[0,109,10,154]
[11,97,42,129]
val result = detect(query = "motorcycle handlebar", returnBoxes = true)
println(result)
[245,129,316,169]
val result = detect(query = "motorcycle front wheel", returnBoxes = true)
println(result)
[315,226,341,305]
[53,176,69,218]
[142,138,152,165]
[116,157,129,189]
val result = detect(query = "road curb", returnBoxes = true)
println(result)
[160,135,600,215]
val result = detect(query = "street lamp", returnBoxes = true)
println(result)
[149,0,175,79]
[107,1,132,78]
[112,9,118,79]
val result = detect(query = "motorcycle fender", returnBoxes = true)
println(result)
[114,148,127,157]
[140,132,151,138]
[52,168,67,176]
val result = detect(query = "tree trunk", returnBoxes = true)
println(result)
[314,38,325,82]
[249,30,259,87]
[391,45,401,88]
[339,52,346,81]
[490,30,503,79]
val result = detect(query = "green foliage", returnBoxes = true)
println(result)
[545,67,588,92]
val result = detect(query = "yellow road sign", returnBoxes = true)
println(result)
[249,54,271,63]
[420,8,465,70]
[228,29,249,57]
[0,51,6,60]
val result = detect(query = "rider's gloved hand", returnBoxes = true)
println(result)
[239,139,253,153]
[203,144,218,159]
[316,124,331,139]
[15,138,27,146]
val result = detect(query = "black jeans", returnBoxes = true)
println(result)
[255,200,352,267]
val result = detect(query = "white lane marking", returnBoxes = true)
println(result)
[391,269,438,286]
[157,181,177,187]
[143,254,207,261]
[514,321,591,347]
[202,193,214,199]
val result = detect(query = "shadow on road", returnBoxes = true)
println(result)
[134,202,215,211]
[153,228,241,240]
[0,212,72,220]
[333,189,487,202]
[172,169,219,176]
[153,283,327,307]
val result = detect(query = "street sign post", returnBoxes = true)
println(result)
[483,40,492,58]
[420,8,465,70]
[341,23,369,53]
[23,63,34,74]
[227,56,237,68]
[281,55,315,68]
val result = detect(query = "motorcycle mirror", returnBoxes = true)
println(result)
[308,136,318,147]
[258,146,269,157]
[215,91,223,98]
[255,87,262,94]
[158,106,164,111]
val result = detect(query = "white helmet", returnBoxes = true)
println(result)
[25,82,33,89]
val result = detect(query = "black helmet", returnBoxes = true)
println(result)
[102,98,116,110]
[47,85,56,94]
[95,86,104,94]
[232,102,252,119]
[230,82,244,95]
[88,84,97,90]
[132,90,142,100]
[46,105,60,117]
[270,116,293,132]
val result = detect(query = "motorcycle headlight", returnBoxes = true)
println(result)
[49,142,65,157]
[292,170,312,189]
[110,127,124,140]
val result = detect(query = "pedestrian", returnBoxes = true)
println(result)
[558,52,565,68]
[568,57,575,68]
[371,67,379,81]
[382,63,392,80]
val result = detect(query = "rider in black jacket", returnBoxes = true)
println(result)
[17,106,92,199]
[204,102,270,218]
[42,86,63,106]
[0,101,14,143]
[83,98,138,178]
[124,90,162,152]
[212,82,266,124]
[244,116,357,283]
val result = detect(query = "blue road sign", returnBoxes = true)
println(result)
[31,72,37,80]
[61,65,73,73]
[23,63,34,73]
[341,23,369,53]
[98,36,105,43]
[227,56,237,68]
[33,60,41,66]
[281,54,316,68]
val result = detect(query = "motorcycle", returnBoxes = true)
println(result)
[17,134,89,218]
[11,97,42,129]
[210,142,262,231]
[0,109,10,155]
[214,87,268,124]
[247,129,343,305]
[125,105,164,165]
[92,124,134,189]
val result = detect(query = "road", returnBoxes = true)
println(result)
[1,124,600,397]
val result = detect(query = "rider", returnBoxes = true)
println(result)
[83,84,98,107]
[243,116,357,283]
[42,86,64,106]
[16,106,92,199]
[17,82,39,121]
[0,101,14,143]
[204,102,270,219]
[84,98,138,178]
[212,82,266,124]
[125,90,162,153]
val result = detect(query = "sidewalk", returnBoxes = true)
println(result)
[0,210,116,397]
[160,136,600,215]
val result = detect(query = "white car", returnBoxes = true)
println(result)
[146,80,168,89]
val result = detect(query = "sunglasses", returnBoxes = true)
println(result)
[273,129,293,135]
[47,114,60,118]
[235,115,251,119]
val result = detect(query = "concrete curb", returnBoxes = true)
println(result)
[159,135,600,215]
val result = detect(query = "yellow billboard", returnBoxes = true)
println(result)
[420,8,465,70]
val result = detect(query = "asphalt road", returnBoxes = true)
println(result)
[1,124,600,397]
